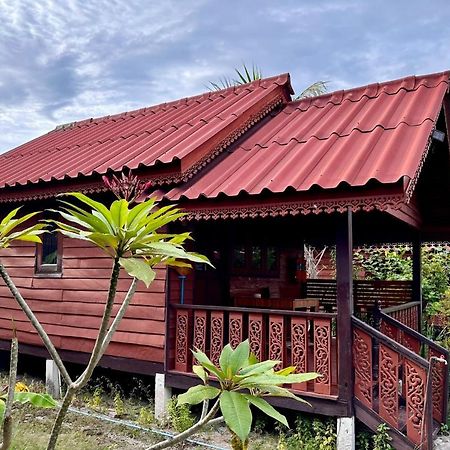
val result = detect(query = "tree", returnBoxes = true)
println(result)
[147,340,319,450]
[0,172,211,450]
[208,63,328,99]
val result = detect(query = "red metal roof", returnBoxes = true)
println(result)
[0,74,292,189]
[167,71,449,201]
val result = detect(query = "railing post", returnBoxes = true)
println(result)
[336,208,354,415]
[412,239,422,333]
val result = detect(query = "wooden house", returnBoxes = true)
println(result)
[0,71,449,449]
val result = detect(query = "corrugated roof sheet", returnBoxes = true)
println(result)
[167,71,449,200]
[0,74,292,188]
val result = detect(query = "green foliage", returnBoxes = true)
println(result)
[356,429,372,449]
[88,387,104,411]
[0,390,57,419]
[137,406,154,426]
[113,392,126,417]
[373,423,393,450]
[178,340,318,445]
[167,396,196,432]
[275,414,336,450]
[52,193,211,287]
[0,208,47,248]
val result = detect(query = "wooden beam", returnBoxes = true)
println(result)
[386,202,422,229]
[412,239,422,333]
[336,209,354,415]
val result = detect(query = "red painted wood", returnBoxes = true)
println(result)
[429,347,446,423]
[193,310,207,363]
[291,316,308,391]
[228,312,243,349]
[314,318,332,395]
[269,314,285,369]
[352,327,373,408]
[175,309,190,372]
[210,311,224,367]
[405,359,427,447]
[378,343,399,428]
[248,313,265,362]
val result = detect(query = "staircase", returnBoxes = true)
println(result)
[352,306,449,450]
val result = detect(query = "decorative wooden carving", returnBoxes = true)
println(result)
[269,315,285,369]
[429,347,446,423]
[381,320,399,343]
[291,317,308,391]
[314,318,331,395]
[402,333,421,355]
[193,310,207,354]
[175,309,190,372]
[210,311,224,367]
[352,328,373,408]
[248,313,265,362]
[229,312,243,349]
[378,343,399,428]
[405,360,426,446]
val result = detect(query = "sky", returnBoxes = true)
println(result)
[0,0,449,152]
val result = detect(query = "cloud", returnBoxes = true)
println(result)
[0,0,449,152]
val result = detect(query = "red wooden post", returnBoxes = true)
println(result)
[175,308,190,372]
[268,314,285,369]
[210,311,224,367]
[314,318,332,395]
[405,359,427,447]
[229,312,243,349]
[291,316,308,391]
[378,344,399,428]
[248,313,265,362]
[352,327,373,408]
[336,209,353,411]
[412,239,422,333]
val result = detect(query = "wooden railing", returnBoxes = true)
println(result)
[379,310,449,425]
[353,317,435,449]
[307,279,413,311]
[170,304,338,396]
[381,302,420,332]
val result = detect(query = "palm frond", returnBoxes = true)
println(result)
[208,64,262,91]
[296,81,329,99]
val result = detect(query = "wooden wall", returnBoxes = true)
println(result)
[0,237,168,367]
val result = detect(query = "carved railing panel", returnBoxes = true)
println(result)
[210,311,224,367]
[379,343,399,428]
[314,318,332,395]
[248,313,265,362]
[291,316,308,391]
[429,347,447,423]
[175,309,190,372]
[229,312,243,349]
[352,327,373,408]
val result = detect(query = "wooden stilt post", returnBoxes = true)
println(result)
[336,208,354,416]
[412,238,422,333]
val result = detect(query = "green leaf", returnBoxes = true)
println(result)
[119,258,155,287]
[110,199,129,229]
[14,392,58,408]
[177,385,220,405]
[220,391,252,443]
[238,360,279,377]
[0,399,4,419]
[258,385,311,405]
[228,340,250,375]
[219,344,234,378]
[0,207,20,226]
[193,365,208,383]
[243,395,288,428]
[192,349,225,379]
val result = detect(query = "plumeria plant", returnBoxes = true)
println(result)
[0,172,212,450]
[148,340,319,450]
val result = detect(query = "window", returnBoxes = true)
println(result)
[36,223,62,276]
[231,244,279,277]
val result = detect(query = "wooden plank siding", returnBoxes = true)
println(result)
[0,237,168,366]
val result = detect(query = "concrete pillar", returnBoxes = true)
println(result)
[154,373,172,421]
[337,416,355,450]
[45,359,61,399]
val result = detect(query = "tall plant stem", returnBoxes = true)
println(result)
[0,264,72,385]
[146,400,221,450]
[46,387,75,450]
[1,337,18,450]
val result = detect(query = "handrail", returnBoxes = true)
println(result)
[381,301,421,315]
[352,316,429,368]
[171,303,337,319]
[379,310,450,359]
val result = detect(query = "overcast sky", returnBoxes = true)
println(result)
[1,0,449,152]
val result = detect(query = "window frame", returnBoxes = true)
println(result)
[231,243,280,277]
[35,232,63,277]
